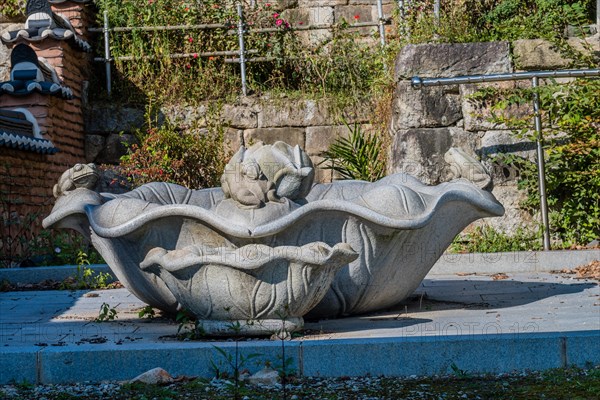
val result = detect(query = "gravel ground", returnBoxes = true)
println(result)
[2,366,598,399]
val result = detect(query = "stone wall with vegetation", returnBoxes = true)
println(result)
[84,97,374,183]
[389,37,598,238]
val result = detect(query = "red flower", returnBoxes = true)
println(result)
[265,3,271,7]
[188,37,193,43]
[193,53,198,59]
[275,19,283,26]
[298,21,304,25]
[354,15,360,20]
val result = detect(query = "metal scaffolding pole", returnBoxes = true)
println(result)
[411,68,600,251]
[531,76,551,250]
[237,3,248,96]
[376,0,387,47]
[103,11,111,96]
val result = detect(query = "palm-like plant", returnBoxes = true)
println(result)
[321,120,386,182]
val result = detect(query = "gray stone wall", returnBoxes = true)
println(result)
[272,0,397,46]
[0,24,14,82]
[84,97,372,183]
[388,40,592,234]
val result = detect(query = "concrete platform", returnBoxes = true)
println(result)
[1,259,599,384]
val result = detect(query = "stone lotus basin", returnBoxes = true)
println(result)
[43,141,504,334]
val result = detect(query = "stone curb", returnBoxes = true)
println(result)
[429,249,599,275]
[0,264,116,285]
[1,249,597,284]
[1,331,598,384]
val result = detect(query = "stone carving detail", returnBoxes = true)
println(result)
[52,163,99,198]
[221,142,314,209]
[444,147,492,190]
[1,0,91,52]
[44,142,504,334]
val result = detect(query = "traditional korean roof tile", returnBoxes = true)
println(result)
[0,108,58,154]
[0,44,73,99]
[0,0,91,52]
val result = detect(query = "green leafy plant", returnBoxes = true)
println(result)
[0,0,25,19]
[450,362,471,378]
[95,302,118,322]
[119,107,231,189]
[321,120,387,182]
[450,225,544,253]
[403,0,595,54]
[93,0,391,105]
[1,176,103,268]
[210,321,262,400]
[137,305,156,320]
[476,79,600,246]
[175,310,206,340]
[60,251,112,290]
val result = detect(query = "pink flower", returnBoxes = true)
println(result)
[265,3,271,7]
[193,53,198,59]
[275,19,283,26]
[186,63,191,69]
[298,21,304,25]
[188,37,193,43]
[273,13,279,18]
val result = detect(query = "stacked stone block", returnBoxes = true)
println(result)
[85,97,374,184]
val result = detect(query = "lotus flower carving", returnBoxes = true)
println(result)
[44,141,504,334]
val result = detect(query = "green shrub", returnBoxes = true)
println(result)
[119,114,231,189]
[403,0,595,64]
[321,120,387,182]
[449,225,543,253]
[0,0,25,19]
[94,0,390,104]
[480,79,600,245]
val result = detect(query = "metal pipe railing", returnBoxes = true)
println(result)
[376,0,387,47]
[88,21,390,34]
[434,0,440,26]
[94,3,394,97]
[411,68,600,251]
[103,11,111,96]
[237,2,248,96]
[93,49,258,62]
[531,76,551,251]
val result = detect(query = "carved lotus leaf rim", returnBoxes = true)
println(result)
[140,242,358,273]
[83,180,503,239]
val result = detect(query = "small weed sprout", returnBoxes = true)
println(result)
[175,310,206,340]
[137,305,156,320]
[96,303,118,322]
[450,362,470,378]
[60,251,112,290]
